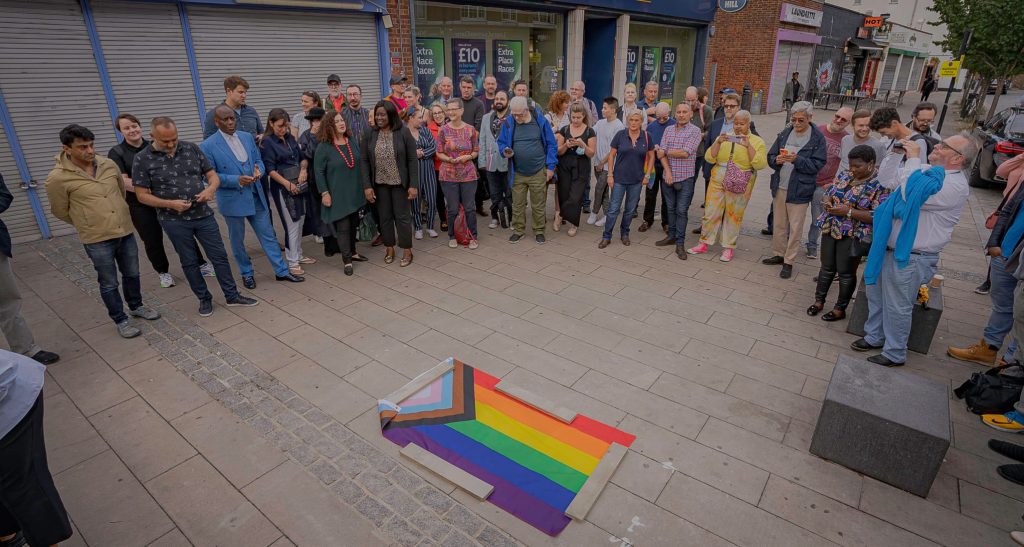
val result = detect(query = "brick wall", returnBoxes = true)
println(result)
[386,0,414,82]
[705,0,823,113]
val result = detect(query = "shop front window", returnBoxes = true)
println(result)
[414,2,565,109]
[625,21,697,106]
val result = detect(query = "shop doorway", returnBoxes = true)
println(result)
[581,17,616,103]
[768,41,814,113]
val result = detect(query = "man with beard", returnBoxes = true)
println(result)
[479,90,512,228]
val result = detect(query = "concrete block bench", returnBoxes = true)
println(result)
[846,277,944,355]
[810,355,950,497]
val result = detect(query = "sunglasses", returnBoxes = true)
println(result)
[834,114,850,122]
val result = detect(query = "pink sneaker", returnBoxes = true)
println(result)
[719,248,734,262]
[686,243,708,255]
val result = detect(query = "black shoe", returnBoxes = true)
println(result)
[31,350,60,366]
[975,281,991,295]
[638,221,650,232]
[535,234,546,244]
[762,255,784,265]
[867,354,904,367]
[691,227,701,234]
[226,295,259,307]
[275,273,304,282]
[761,228,773,235]
[583,205,591,214]
[198,299,214,317]
[0,531,27,547]
[676,245,687,260]
[477,209,488,217]
[850,338,883,352]
[509,233,523,243]
[997,464,1024,486]
[989,439,1024,463]
[655,236,675,247]
[344,264,354,276]
[780,264,793,279]
[242,275,256,289]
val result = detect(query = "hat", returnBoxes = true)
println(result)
[305,107,326,121]
[327,74,341,84]
[720,87,737,94]
[389,75,408,86]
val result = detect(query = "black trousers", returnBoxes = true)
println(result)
[434,170,447,226]
[125,191,205,274]
[330,213,359,262]
[814,235,860,310]
[375,184,413,249]
[0,394,72,546]
[475,167,489,211]
[642,163,667,227]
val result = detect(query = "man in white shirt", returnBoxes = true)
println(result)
[851,133,975,366]
[838,109,886,173]
[591,97,625,226]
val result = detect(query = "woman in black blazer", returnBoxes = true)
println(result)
[361,101,419,266]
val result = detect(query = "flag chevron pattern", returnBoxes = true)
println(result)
[379,358,635,536]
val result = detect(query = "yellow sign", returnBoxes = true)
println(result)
[938,59,961,77]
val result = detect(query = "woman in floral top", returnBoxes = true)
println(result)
[436,98,480,249]
[808,144,889,321]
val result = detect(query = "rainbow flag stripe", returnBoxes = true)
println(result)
[380,359,634,536]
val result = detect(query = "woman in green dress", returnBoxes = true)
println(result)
[314,110,368,275]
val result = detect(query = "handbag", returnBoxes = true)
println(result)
[986,192,1011,230]
[721,142,753,194]
[278,165,307,193]
[357,210,378,242]
[848,238,871,258]
[453,205,473,246]
[954,364,1024,415]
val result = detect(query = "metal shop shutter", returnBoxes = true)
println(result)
[0,0,114,238]
[187,5,382,128]
[879,54,899,92]
[768,42,794,113]
[92,0,204,142]
[895,55,914,91]
[909,57,923,92]
[0,124,41,244]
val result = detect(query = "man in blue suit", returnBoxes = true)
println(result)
[201,105,303,289]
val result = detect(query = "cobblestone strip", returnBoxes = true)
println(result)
[31,238,520,547]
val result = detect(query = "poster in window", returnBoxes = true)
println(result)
[415,38,445,98]
[452,38,486,91]
[640,46,660,94]
[625,46,639,86]
[658,47,677,105]
[492,40,523,93]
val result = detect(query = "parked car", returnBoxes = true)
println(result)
[970,106,1024,188]
[988,79,1011,95]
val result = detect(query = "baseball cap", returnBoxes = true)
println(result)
[327,74,341,84]
[389,75,408,85]
[305,107,326,121]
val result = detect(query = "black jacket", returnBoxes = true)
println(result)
[988,184,1024,251]
[0,174,12,258]
[359,127,419,191]
[767,124,828,205]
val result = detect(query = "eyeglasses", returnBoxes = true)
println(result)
[936,141,965,156]
[724,104,739,109]
[834,114,850,122]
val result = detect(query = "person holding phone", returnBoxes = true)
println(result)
[555,104,597,236]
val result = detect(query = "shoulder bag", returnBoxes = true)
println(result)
[722,142,753,194]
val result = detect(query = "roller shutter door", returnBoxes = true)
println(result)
[0,123,41,244]
[0,0,112,238]
[768,42,813,113]
[909,57,923,91]
[879,54,899,92]
[187,5,382,129]
[895,55,914,91]
[92,0,203,142]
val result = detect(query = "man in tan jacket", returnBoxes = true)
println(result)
[45,124,160,338]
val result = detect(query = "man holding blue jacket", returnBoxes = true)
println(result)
[200,105,303,289]
[762,101,827,279]
[498,96,558,244]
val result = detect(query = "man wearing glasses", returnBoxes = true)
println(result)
[805,107,852,259]
[908,102,941,141]
[497,96,558,244]
[851,134,975,367]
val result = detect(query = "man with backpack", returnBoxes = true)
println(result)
[498,96,558,244]
[870,108,932,188]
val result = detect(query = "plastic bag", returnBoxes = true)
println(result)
[358,210,378,242]
[453,205,472,246]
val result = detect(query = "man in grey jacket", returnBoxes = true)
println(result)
[479,91,512,229]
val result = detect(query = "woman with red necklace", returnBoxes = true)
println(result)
[314,111,368,275]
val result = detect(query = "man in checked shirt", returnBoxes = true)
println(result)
[655,103,703,260]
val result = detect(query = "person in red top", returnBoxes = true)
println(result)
[805,106,851,259]
[385,76,409,111]
[325,74,346,112]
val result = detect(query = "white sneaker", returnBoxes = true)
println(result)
[489,219,498,229]
[427,229,439,238]
[449,239,458,248]
[415,230,423,240]
[199,262,216,277]
[595,215,607,227]
[158,272,175,288]
[314,235,324,244]
[468,239,479,250]
[587,213,597,225]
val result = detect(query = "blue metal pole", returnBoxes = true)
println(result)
[0,90,51,239]
[178,1,207,127]
[80,0,121,140]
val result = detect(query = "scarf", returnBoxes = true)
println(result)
[864,166,945,285]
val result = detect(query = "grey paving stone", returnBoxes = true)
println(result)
[200,379,226,395]
[323,422,353,443]
[229,402,257,421]
[356,470,394,496]
[407,508,452,541]
[389,465,427,493]
[248,415,276,435]
[380,516,421,547]
[439,530,478,547]
[294,423,324,444]
[303,408,333,428]
[309,459,342,485]
[413,484,455,515]
[285,396,314,414]
[286,443,318,467]
[443,504,486,537]
[329,477,367,504]
[380,487,422,516]
[475,525,519,547]
[273,410,306,429]
[335,452,372,477]
[353,495,394,527]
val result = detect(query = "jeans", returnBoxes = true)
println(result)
[864,251,939,363]
[814,236,859,310]
[806,186,826,251]
[602,182,643,240]
[83,234,143,324]
[441,180,479,238]
[662,176,697,245]
[511,169,548,236]
[485,170,512,221]
[642,163,667,226]
[224,194,289,277]
[983,255,1019,355]
[0,255,40,356]
[1013,282,1024,367]
[160,215,239,303]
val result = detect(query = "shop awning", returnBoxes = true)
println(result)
[848,38,883,51]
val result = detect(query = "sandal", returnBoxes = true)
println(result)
[400,252,413,267]
[822,309,846,322]
[384,250,395,264]
[806,303,824,316]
